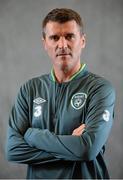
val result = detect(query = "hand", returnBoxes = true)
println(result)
[72,124,86,136]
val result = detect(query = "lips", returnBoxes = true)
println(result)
[56,49,72,57]
[56,52,72,57]
[57,53,69,56]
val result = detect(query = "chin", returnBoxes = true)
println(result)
[59,62,72,72]
[55,57,73,68]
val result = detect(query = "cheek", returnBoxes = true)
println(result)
[73,42,82,53]
[45,45,56,58]
[44,41,54,52]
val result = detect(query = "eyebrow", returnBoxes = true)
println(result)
[65,33,76,37]
[48,33,75,38]
[49,34,59,38]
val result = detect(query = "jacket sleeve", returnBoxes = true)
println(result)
[6,84,59,165]
[24,81,115,161]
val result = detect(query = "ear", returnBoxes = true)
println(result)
[42,37,47,51]
[81,33,86,49]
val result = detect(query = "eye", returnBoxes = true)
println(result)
[50,35,59,41]
[65,34,75,41]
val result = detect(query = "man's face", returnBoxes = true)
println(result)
[42,20,86,70]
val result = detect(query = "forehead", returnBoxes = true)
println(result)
[44,20,80,35]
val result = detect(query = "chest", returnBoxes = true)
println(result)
[30,82,88,135]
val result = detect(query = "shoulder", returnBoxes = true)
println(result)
[23,74,49,87]
[88,72,114,89]
[86,72,115,99]
[18,74,50,95]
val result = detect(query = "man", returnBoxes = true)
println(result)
[6,8,115,179]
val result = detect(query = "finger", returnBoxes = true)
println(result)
[72,130,84,136]
[77,127,85,135]
[75,124,86,133]
[72,124,86,136]
[72,127,85,136]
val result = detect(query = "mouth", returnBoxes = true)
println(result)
[56,53,71,57]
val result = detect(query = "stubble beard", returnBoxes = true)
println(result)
[57,57,73,74]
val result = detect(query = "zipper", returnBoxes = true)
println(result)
[52,83,66,133]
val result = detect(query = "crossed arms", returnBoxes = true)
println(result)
[6,82,115,165]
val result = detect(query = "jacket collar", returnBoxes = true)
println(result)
[49,63,88,82]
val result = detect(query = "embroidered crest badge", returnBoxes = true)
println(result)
[71,93,87,110]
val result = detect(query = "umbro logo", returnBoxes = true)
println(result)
[33,97,46,105]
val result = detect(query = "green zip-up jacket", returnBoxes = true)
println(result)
[6,64,115,179]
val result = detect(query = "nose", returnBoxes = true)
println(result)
[58,36,67,49]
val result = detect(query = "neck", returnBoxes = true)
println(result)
[53,63,82,83]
